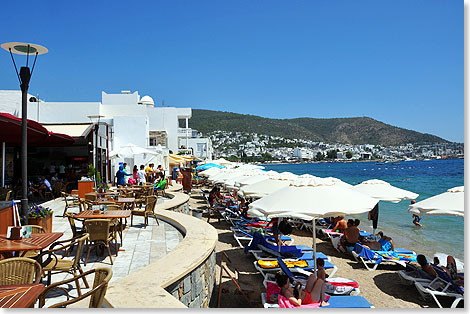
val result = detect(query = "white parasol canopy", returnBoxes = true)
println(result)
[248,177,378,219]
[351,179,418,203]
[408,186,464,217]
[239,178,293,199]
[109,143,159,159]
[198,167,222,177]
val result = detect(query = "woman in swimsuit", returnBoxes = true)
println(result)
[275,273,329,307]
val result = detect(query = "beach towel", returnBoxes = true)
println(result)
[278,294,330,308]
[354,244,383,264]
[378,238,392,251]
[266,282,280,303]
[245,232,312,255]
[258,260,309,269]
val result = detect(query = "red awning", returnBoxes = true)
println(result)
[0,113,75,146]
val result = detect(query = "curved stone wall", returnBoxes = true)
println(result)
[104,189,217,308]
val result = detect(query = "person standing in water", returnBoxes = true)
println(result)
[411,200,423,227]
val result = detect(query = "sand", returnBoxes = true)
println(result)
[188,188,453,308]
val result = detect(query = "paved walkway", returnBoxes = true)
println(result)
[39,196,183,307]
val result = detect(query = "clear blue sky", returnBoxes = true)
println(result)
[0,0,463,142]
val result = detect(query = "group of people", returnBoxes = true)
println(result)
[115,163,167,190]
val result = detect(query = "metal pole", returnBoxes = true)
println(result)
[312,218,317,277]
[2,142,5,187]
[19,66,31,224]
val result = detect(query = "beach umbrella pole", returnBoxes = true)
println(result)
[312,218,317,277]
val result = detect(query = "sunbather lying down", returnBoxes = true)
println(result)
[417,254,464,286]
[275,273,330,307]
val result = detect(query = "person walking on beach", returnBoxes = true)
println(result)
[410,200,423,227]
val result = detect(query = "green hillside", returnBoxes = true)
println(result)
[186,109,448,146]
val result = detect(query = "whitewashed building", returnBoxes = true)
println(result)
[0,90,212,181]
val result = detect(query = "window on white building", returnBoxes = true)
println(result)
[197,143,206,152]
[149,138,158,146]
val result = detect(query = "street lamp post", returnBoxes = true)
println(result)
[1,42,48,223]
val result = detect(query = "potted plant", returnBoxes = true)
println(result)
[23,203,53,233]
[96,171,108,193]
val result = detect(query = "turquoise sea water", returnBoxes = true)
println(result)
[263,159,464,269]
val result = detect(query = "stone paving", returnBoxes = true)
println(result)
[38,196,183,307]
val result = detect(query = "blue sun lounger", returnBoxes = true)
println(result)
[351,243,417,271]
[230,226,293,247]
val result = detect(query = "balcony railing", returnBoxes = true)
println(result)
[177,128,192,137]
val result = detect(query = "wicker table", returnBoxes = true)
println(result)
[0,284,44,308]
[0,233,63,257]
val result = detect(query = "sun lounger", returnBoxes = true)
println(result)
[414,265,464,308]
[245,232,313,257]
[254,256,336,279]
[230,227,294,248]
[261,293,372,308]
[397,263,435,286]
[351,243,416,271]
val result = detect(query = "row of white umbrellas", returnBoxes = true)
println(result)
[199,165,464,219]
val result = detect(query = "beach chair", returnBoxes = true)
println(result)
[414,265,464,308]
[278,294,373,308]
[351,243,416,271]
[397,263,435,286]
[230,226,294,248]
[254,255,337,279]
[245,232,313,260]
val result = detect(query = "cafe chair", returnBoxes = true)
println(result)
[65,213,86,239]
[38,267,112,308]
[22,225,45,234]
[84,219,117,266]
[0,257,43,285]
[37,234,90,296]
[131,195,158,228]
[135,187,153,209]
[62,192,81,217]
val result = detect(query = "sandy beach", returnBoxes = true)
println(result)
[188,188,456,309]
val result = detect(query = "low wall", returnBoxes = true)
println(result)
[104,190,217,308]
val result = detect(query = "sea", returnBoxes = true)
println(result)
[262,159,465,271]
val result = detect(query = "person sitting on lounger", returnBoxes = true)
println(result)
[341,219,360,251]
[377,231,395,251]
[316,258,327,281]
[417,254,464,286]
[275,273,329,307]
[360,239,382,251]
[332,216,348,233]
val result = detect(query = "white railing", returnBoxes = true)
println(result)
[177,128,192,137]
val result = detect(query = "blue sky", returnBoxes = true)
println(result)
[0,0,463,142]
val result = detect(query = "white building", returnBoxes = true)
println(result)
[293,147,314,160]
[0,90,212,181]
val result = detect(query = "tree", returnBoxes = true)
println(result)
[315,152,324,161]
[327,150,337,159]
[346,151,353,159]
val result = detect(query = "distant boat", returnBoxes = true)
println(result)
[376,161,385,165]
[392,162,400,165]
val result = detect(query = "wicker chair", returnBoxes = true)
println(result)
[131,195,158,228]
[0,257,42,285]
[51,181,64,198]
[65,212,85,238]
[135,187,153,209]
[37,233,90,296]
[62,192,81,217]
[22,225,45,234]
[4,190,12,201]
[38,267,112,308]
[84,219,117,266]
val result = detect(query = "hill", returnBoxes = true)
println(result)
[187,109,448,146]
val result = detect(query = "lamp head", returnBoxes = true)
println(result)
[1,42,48,55]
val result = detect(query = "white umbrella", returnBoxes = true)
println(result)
[239,178,292,199]
[248,178,378,275]
[109,143,158,158]
[408,186,464,217]
[351,179,418,203]
[198,167,222,177]
[225,170,266,190]
[235,171,279,187]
